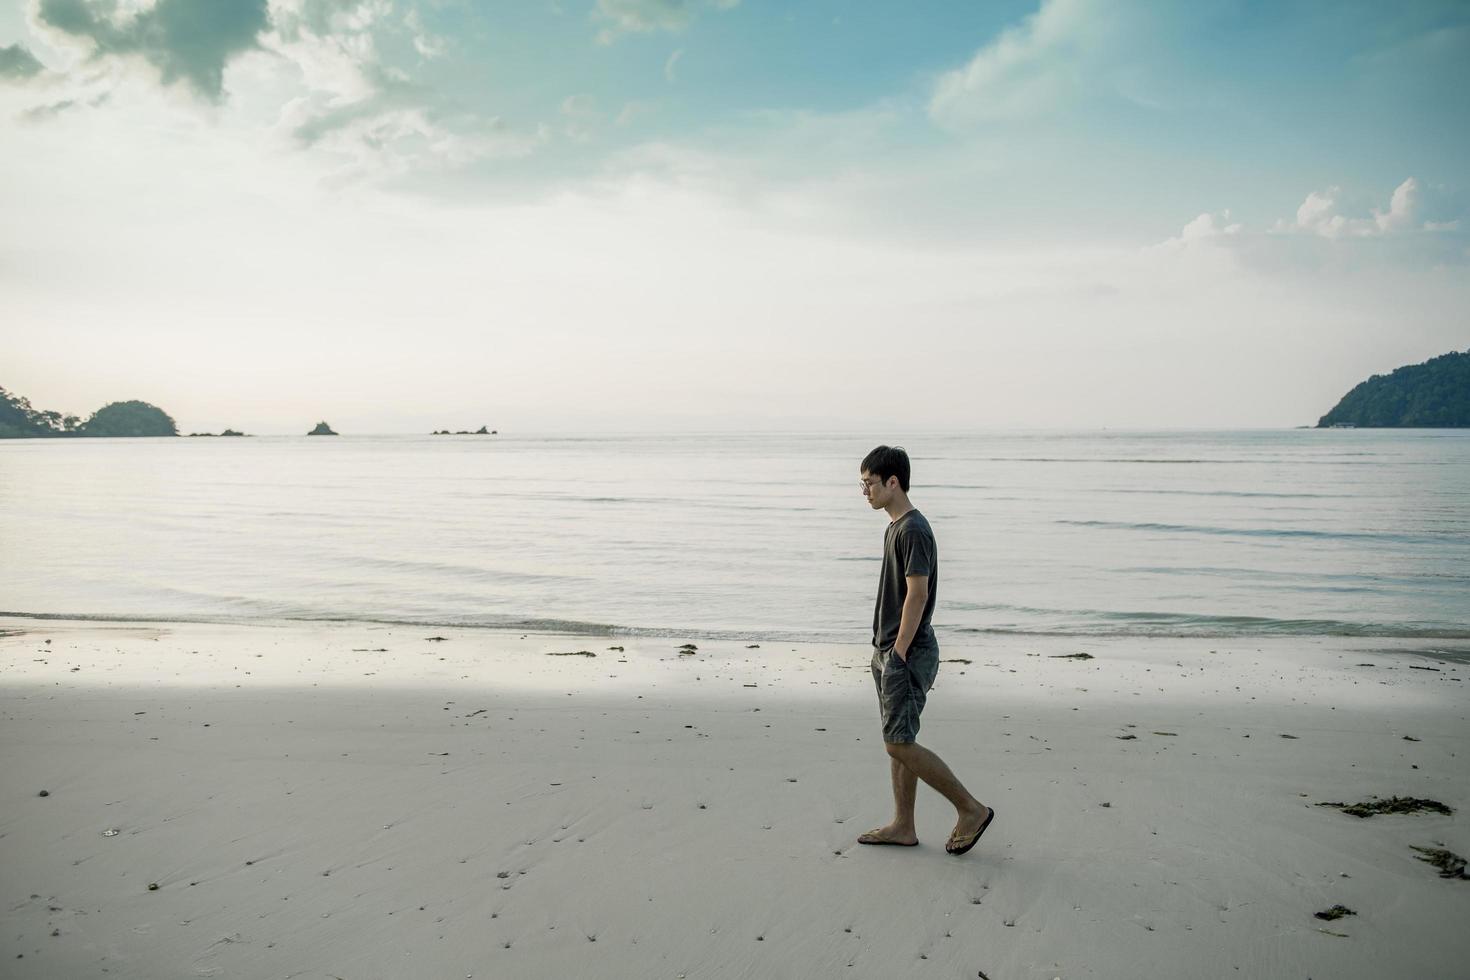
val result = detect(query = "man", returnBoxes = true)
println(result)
[857,445,994,855]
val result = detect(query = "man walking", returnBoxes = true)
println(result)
[857,445,994,855]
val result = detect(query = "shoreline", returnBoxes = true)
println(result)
[3,617,1467,978]
[5,609,1469,649]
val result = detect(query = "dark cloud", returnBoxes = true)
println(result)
[36,0,270,100]
[0,43,45,80]
[24,98,77,121]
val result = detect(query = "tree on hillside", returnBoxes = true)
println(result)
[0,386,70,437]
[1318,350,1470,427]
[82,400,179,437]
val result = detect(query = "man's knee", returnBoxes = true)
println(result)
[885,740,917,760]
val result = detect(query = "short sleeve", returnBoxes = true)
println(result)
[900,524,934,578]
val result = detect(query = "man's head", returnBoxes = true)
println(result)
[860,445,910,510]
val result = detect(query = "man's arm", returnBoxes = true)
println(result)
[894,574,929,660]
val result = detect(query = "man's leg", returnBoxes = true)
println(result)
[890,754,918,830]
[885,741,990,847]
[858,754,921,844]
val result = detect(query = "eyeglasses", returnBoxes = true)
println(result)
[859,477,881,490]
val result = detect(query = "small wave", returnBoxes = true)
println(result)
[952,609,1470,640]
[1058,520,1455,545]
[1105,489,1340,499]
[0,609,842,644]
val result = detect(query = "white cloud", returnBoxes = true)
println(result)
[927,0,1222,130]
[615,100,653,126]
[1275,178,1444,239]
[664,47,682,83]
[560,92,599,141]
[1151,210,1242,251]
[929,0,1115,128]
[403,8,445,59]
[252,0,540,180]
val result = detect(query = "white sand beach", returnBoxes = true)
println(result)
[2,617,1467,979]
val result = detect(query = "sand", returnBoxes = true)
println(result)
[2,616,1467,979]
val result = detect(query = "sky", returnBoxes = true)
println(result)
[2,0,1467,433]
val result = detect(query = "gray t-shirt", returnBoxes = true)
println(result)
[872,509,939,652]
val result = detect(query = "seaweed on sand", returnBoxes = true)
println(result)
[1317,796,1453,818]
[1314,905,1355,921]
[1410,845,1469,880]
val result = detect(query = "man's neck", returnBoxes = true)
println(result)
[885,495,914,523]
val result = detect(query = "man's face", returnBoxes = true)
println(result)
[860,470,893,510]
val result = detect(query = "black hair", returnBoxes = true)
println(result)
[861,445,910,493]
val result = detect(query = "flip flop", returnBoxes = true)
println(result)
[946,807,996,856]
[858,831,919,847]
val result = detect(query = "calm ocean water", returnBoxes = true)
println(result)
[2,430,1467,643]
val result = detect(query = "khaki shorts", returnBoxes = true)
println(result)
[870,644,940,744]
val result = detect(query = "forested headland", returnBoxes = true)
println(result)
[1318,350,1469,428]
[0,386,178,438]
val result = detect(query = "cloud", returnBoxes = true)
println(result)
[403,8,445,59]
[663,47,682,82]
[257,1,541,179]
[6,0,539,182]
[615,100,653,126]
[1275,178,1458,239]
[929,0,1114,127]
[928,0,1216,129]
[1151,210,1242,251]
[593,0,738,44]
[33,0,270,101]
[560,92,599,141]
[1142,178,1469,273]
[0,43,46,80]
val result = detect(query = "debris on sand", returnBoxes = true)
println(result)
[608,645,624,652]
[1317,797,1453,818]
[678,643,698,656]
[547,650,597,657]
[1050,652,1094,660]
[1314,905,1355,921]
[425,636,449,642]
[1410,845,1469,880]
[942,658,973,665]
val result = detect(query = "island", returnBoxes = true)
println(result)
[1317,350,1470,428]
[307,422,338,436]
[188,429,248,437]
[1,386,178,438]
[432,426,497,435]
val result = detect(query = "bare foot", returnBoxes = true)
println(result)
[857,825,918,846]
[946,804,993,855]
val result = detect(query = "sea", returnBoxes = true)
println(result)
[2,430,1467,644]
